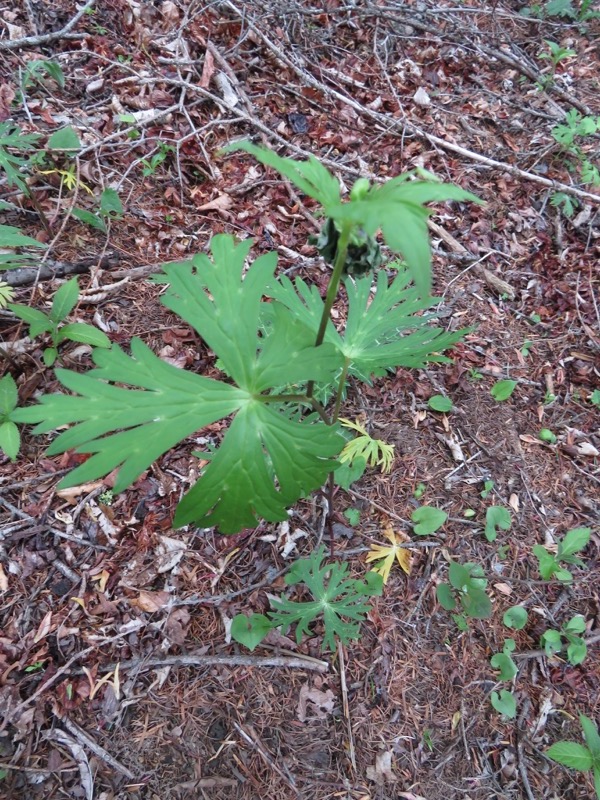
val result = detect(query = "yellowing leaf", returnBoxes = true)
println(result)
[339,417,395,473]
[365,526,411,583]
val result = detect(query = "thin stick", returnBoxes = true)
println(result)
[75,652,329,675]
[53,712,137,780]
[338,642,356,771]
[0,0,96,51]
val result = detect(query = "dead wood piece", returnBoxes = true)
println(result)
[52,712,137,780]
[83,652,329,675]
[0,0,96,51]
[2,254,120,287]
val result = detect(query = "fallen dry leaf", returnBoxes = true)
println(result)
[131,590,171,613]
[296,683,335,722]
[196,193,233,212]
[366,749,397,784]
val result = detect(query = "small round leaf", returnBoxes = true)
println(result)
[503,605,528,630]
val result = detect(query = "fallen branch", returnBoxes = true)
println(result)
[78,651,329,674]
[0,0,96,51]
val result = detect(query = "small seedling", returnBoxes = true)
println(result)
[520,340,533,357]
[231,546,383,651]
[540,40,576,69]
[539,428,557,444]
[72,188,124,233]
[547,715,600,800]
[413,482,427,500]
[533,526,590,583]
[480,479,494,499]
[9,277,111,366]
[428,394,452,412]
[141,142,175,176]
[491,379,517,402]
[541,615,587,665]
[343,507,360,526]
[436,561,492,623]
[468,368,484,381]
[411,506,447,536]
[590,390,600,407]
[491,689,517,719]
[484,506,511,542]
[503,605,528,630]
[491,638,518,680]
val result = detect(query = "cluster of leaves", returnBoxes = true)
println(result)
[541,615,588,666]
[231,546,383,651]
[9,277,110,367]
[551,110,600,216]
[533,527,591,583]
[436,561,492,629]
[11,145,478,535]
[547,715,600,799]
[521,0,600,23]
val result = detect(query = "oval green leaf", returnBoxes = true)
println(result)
[503,605,528,630]
[491,380,517,402]
[428,394,453,412]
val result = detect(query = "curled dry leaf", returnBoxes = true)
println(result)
[366,749,397,784]
[297,683,335,722]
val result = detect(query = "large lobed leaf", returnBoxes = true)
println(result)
[268,268,466,380]
[14,235,343,532]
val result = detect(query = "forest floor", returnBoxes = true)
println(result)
[0,1,599,799]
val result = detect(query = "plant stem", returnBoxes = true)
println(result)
[307,221,353,400]
[332,357,350,422]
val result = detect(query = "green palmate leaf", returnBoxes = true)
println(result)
[12,337,248,491]
[547,741,593,772]
[174,401,341,531]
[14,235,344,533]
[222,140,342,208]
[57,323,111,348]
[226,142,481,295]
[269,269,465,382]
[268,546,382,651]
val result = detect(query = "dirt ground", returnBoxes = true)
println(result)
[0,1,599,798]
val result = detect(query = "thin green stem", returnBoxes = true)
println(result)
[307,220,353,400]
[257,394,310,404]
[332,357,351,422]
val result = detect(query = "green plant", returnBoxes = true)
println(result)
[522,0,600,21]
[428,394,452,412]
[484,506,511,542]
[20,60,65,92]
[491,379,517,402]
[338,417,394,473]
[547,715,600,799]
[541,615,587,665]
[539,428,557,444]
[533,526,590,583]
[0,225,47,271]
[72,187,123,233]
[540,40,576,69]
[503,605,528,630]
[9,277,111,366]
[0,375,24,461]
[0,122,40,194]
[436,561,492,625]
[412,505,447,535]
[551,110,600,205]
[141,142,175,176]
[491,638,518,680]
[491,689,517,719]
[231,546,383,651]
[343,507,360,526]
[480,479,494,499]
[591,390,600,407]
[12,144,480,534]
